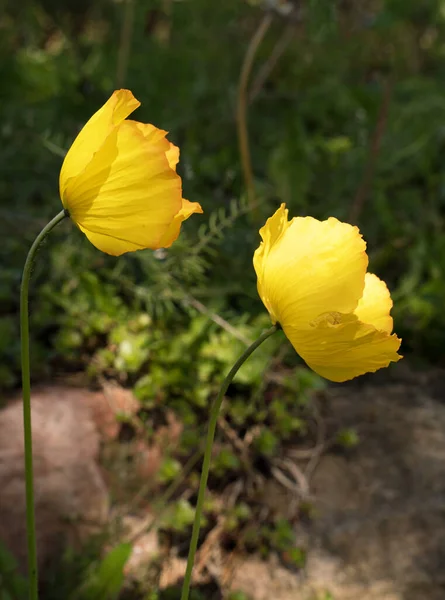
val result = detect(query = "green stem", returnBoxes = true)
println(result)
[180,324,279,600]
[20,210,68,600]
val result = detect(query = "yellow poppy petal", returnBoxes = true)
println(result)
[157,198,204,248]
[354,272,393,333]
[165,143,180,171]
[131,122,170,153]
[284,313,402,382]
[253,204,292,323]
[60,89,140,200]
[254,204,368,329]
[129,122,179,172]
[77,225,146,256]
[64,120,182,255]
[130,123,179,169]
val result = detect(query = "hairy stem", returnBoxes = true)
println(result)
[20,210,68,599]
[180,324,279,600]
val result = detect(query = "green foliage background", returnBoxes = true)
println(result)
[1,0,445,596]
[2,0,445,392]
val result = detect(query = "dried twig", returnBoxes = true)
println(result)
[193,480,243,578]
[125,447,204,544]
[237,13,273,213]
[116,0,136,88]
[218,416,252,471]
[185,295,252,347]
[271,456,310,499]
[349,77,393,223]
[249,24,294,104]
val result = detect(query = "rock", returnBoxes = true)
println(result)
[229,367,445,600]
[0,386,112,572]
[309,376,445,599]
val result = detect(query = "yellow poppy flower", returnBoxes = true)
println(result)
[254,204,402,382]
[59,89,203,256]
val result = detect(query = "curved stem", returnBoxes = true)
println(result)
[20,209,68,599]
[180,324,279,600]
[236,13,273,216]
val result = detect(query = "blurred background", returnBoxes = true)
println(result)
[2,0,445,599]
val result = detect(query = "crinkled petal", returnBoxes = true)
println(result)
[130,123,179,170]
[284,313,402,382]
[64,120,182,255]
[158,198,203,248]
[254,204,368,329]
[165,143,180,170]
[354,272,393,333]
[60,90,140,200]
[131,122,170,152]
[253,204,292,323]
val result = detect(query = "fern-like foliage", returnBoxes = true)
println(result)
[192,196,254,257]
[114,196,259,318]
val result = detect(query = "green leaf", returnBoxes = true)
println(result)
[70,543,132,600]
[0,541,27,600]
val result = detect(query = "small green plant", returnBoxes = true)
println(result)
[0,541,28,600]
[227,592,252,600]
[161,499,199,535]
[336,428,360,449]
[69,543,132,600]
[312,592,335,600]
